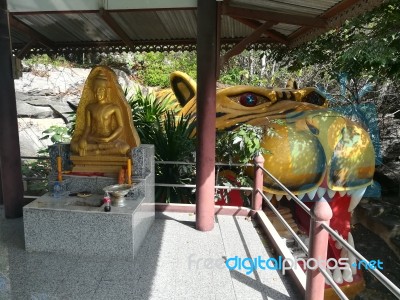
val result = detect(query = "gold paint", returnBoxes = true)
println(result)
[71,66,140,157]
[324,278,365,300]
[162,71,375,195]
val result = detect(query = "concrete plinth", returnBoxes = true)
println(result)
[23,145,155,260]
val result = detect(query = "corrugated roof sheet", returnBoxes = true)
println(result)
[8,0,386,56]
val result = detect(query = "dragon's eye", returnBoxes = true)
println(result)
[239,93,258,107]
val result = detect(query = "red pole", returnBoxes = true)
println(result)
[305,199,333,300]
[195,0,217,231]
[252,154,265,215]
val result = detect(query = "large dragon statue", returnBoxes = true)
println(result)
[157,71,376,298]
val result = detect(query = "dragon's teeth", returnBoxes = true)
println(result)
[340,247,348,258]
[335,241,343,249]
[348,232,355,247]
[333,267,343,284]
[265,193,273,201]
[297,194,305,201]
[317,187,326,198]
[342,267,354,283]
[307,188,318,200]
[347,233,357,275]
[339,191,347,197]
[325,268,333,286]
[286,194,292,201]
[275,194,283,201]
[348,187,367,212]
[327,189,336,199]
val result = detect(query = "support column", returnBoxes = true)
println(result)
[0,0,24,218]
[305,199,332,300]
[196,0,217,231]
[0,168,3,205]
[252,154,265,216]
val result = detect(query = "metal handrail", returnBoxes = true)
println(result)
[156,183,253,191]
[256,163,400,299]
[21,156,49,160]
[19,154,400,298]
[321,223,400,298]
[258,165,311,215]
[259,190,308,253]
[155,160,253,167]
[258,188,347,299]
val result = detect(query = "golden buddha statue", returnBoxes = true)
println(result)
[70,66,140,173]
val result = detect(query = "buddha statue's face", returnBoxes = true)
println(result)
[94,78,108,102]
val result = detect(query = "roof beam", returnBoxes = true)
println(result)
[222,5,327,28]
[9,15,54,49]
[232,17,288,44]
[99,8,136,51]
[16,38,36,58]
[289,0,385,47]
[220,21,275,67]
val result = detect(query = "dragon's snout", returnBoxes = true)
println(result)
[260,111,375,210]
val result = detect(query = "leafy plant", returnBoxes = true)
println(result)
[40,125,71,143]
[136,51,197,87]
[150,112,196,203]
[129,88,196,203]
[215,124,268,206]
[128,88,176,140]
[21,158,51,195]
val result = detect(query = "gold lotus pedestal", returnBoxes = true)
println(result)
[70,155,129,175]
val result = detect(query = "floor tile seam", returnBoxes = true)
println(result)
[215,215,238,300]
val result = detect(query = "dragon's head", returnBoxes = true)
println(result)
[160,71,376,298]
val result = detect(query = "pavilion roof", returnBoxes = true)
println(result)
[8,0,385,58]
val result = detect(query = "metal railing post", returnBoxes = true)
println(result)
[306,198,333,300]
[252,154,265,215]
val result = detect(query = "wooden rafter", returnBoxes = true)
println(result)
[99,8,135,51]
[16,38,37,58]
[289,0,385,47]
[9,15,54,50]
[222,5,327,28]
[232,17,288,44]
[220,21,275,67]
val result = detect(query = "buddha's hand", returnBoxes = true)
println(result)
[78,139,87,156]
[97,136,112,143]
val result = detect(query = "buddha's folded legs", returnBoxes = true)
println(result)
[79,140,130,156]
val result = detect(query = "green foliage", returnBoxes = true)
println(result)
[23,54,72,68]
[136,52,197,87]
[129,88,196,203]
[21,158,50,195]
[128,88,176,140]
[22,125,71,196]
[215,124,267,206]
[271,0,400,82]
[151,112,196,203]
[40,125,71,143]
[216,124,266,164]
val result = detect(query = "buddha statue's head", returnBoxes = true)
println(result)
[93,72,109,103]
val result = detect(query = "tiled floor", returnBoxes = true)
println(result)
[0,206,299,300]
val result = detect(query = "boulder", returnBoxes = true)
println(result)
[18,118,65,157]
[17,101,53,118]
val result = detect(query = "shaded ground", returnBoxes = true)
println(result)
[353,223,400,300]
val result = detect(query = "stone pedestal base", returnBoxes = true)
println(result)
[24,144,155,260]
